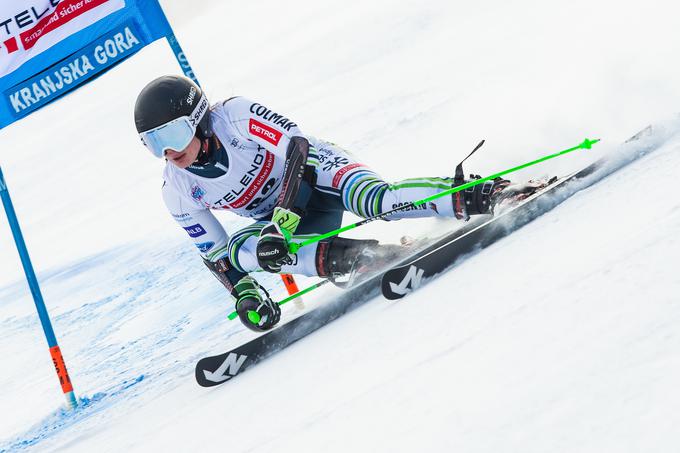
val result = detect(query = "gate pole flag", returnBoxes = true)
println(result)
[0,0,198,409]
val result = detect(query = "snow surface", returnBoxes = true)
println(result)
[1,0,680,451]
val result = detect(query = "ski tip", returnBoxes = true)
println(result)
[580,138,601,149]
[228,311,238,321]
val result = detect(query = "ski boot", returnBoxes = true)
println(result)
[452,175,557,219]
[315,237,406,286]
[450,141,556,219]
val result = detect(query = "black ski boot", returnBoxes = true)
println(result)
[452,175,556,219]
[450,140,555,219]
[452,176,509,219]
[315,237,404,285]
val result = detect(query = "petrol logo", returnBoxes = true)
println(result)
[249,119,282,146]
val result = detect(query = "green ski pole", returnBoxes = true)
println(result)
[226,137,599,323]
[288,138,599,254]
[228,279,332,320]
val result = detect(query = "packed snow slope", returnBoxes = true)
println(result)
[1,0,679,451]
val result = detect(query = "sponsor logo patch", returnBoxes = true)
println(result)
[249,103,298,131]
[189,95,208,127]
[322,156,349,172]
[196,241,215,253]
[230,151,276,209]
[332,163,366,188]
[249,118,282,146]
[229,137,245,149]
[392,202,427,212]
[388,265,425,296]
[172,212,193,221]
[187,86,196,105]
[203,353,248,383]
[183,224,206,238]
[191,184,206,201]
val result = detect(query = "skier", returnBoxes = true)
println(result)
[134,75,534,332]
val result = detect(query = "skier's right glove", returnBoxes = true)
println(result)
[234,275,281,332]
[256,207,301,273]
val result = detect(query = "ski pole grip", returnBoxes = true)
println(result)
[227,280,330,321]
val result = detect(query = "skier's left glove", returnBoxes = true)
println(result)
[256,207,301,273]
[234,275,281,332]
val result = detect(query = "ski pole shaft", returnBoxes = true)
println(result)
[414,138,599,206]
[228,279,331,320]
[288,138,599,254]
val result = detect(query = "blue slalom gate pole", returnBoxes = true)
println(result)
[0,167,77,409]
[166,33,200,86]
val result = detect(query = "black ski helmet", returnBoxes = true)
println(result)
[134,75,212,140]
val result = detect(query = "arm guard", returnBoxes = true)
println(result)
[276,136,312,213]
[202,257,248,298]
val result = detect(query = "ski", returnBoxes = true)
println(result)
[381,125,658,300]
[196,125,658,387]
[194,226,466,387]
[195,271,386,387]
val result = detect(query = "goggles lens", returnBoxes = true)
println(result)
[139,116,195,158]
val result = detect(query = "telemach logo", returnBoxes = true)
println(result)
[2,0,110,57]
[0,1,60,40]
[213,150,271,207]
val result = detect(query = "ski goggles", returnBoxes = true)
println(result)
[139,94,209,158]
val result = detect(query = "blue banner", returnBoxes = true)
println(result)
[0,0,173,129]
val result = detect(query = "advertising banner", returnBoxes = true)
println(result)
[0,0,172,128]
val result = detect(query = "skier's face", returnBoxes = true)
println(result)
[165,136,200,169]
